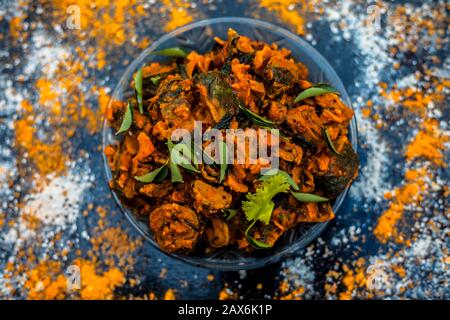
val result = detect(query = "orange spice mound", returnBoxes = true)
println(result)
[161,0,194,32]
[259,0,314,35]
[324,258,367,300]
[23,259,126,300]
[14,117,67,176]
[374,168,427,244]
[48,0,147,48]
[24,261,67,300]
[89,225,142,270]
[163,288,176,300]
[379,80,447,116]
[277,280,305,300]
[405,119,449,167]
[74,259,126,300]
[218,286,239,300]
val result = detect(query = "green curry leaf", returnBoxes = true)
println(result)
[115,102,132,135]
[150,47,188,58]
[171,143,200,173]
[238,105,275,128]
[219,140,228,183]
[134,163,168,183]
[294,83,340,103]
[290,191,328,202]
[323,127,341,155]
[167,139,184,183]
[134,68,144,114]
[222,208,238,221]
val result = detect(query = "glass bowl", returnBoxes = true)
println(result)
[102,17,358,271]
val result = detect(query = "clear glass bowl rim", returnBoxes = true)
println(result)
[102,17,358,271]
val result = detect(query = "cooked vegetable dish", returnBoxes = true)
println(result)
[104,29,359,254]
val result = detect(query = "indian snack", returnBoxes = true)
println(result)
[104,29,359,254]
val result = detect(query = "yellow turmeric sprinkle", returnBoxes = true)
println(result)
[338,259,366,300]
[24,261,67,300]
[380,86,444,115]
[218,286,239,300]
[374,168,427,243]
[23,259,126,300]
[161,0,194,32]
[49,0,148,48]
[276,280,305,300]
[75,259,126,300]
[14,117,67,176]
[163,288,176,300]
[405,119,449,167]
[9,15,25,41]
[259,0,313,35]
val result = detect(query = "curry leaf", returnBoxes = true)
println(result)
[291,191,328,202]
[258,169,299,191]
[115,102,132,135]
[222,208,238,221]
[167,139,184,183]
[134,163,168,183]
[171,143,200,173]
[150,47,188,58]
[238,105,290,140]
[219,140,228,183]
[134,68,144,114]
[238,105,275,128]
[323,127,341,155]
[294,83,340,103]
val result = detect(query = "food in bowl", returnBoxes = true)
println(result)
[104,29,359,254]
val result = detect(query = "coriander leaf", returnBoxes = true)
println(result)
[219,140,228,183]
[242,174,290,225]
[294,83,340,103]
[115,102,132,135]
[259,169,299,191]
[134,163,168,183]
[150,47,187,58]
[222,208,238,221]
[134,68,144,114]
[291,191,328,202]
[323,127,341,155]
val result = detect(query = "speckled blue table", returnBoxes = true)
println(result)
[0,0,448,299]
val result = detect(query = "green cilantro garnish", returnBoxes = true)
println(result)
[242,174,290,248]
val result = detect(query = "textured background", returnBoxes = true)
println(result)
[0,0,448,299]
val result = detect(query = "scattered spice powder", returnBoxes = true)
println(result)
[258,0,315,35]
[374,168,427,243]
[405,119,449,167]
[1,0,449,300]
[161,0,194,32]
